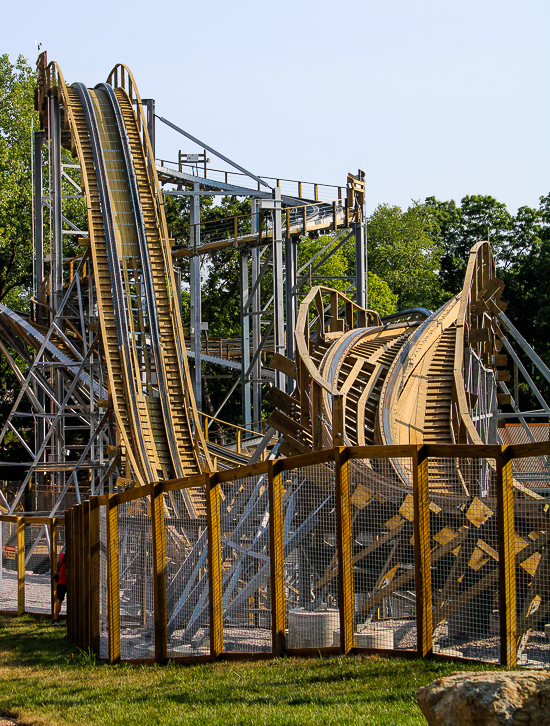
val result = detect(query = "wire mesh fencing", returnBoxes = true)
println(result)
[282,460,340,650]
[4,441,548,669]
[221,474,272,654]
[0,520,18,612]
[429,457,501,663]
[165,486,210,658]
[118,496,155,660]
[24,522,52,615]
[350,457,416,653]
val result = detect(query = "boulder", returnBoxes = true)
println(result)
[416,671,550,726]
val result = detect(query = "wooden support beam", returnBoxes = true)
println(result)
[269,460,285,656]
[107,495,120,663]
[335,447,354,654]
[413,445,432,658]
[17,517,24,616]
[207,473,223,659]
[497,446,517,667]
[151,483,168,663]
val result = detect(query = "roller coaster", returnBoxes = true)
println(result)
[0,56,549,666]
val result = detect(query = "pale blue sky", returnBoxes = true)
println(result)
[2,0,548,214]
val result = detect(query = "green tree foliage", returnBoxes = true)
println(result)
[425,195,514,296]
[367,202,443,309]
[0,54,36,308]
[367,272,397,316]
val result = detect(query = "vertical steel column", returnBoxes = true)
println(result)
[48,96,65,495]
[251,201,263,430]
[272,188,285,391]
[34,131,45,318]
[190,183,202,409]
[240,251,252,428]
[33,131,46,505]
[354,170,367,311]
[285,234,297,373]
[49,97,63,314]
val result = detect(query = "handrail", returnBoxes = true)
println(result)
[295,285,381,397]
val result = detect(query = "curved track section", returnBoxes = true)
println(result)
[268,243,517,494]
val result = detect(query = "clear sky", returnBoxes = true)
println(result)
[2,0,548,214]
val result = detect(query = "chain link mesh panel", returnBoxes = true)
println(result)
[24,522,51,614]
[512,453,550,668]
[0,521,17,612]
[165,486,210,657]
[118,497,154,659]
[429,457,500,662]
[284,463,339,649]
[350,457,414,652]
[220,474,271,654]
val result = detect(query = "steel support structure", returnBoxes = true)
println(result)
[190,183,202,410]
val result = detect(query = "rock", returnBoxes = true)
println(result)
[416,671,550,726]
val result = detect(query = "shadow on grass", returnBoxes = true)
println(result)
[0,615,78,667]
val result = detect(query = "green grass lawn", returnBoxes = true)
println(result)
[0,615,503,726]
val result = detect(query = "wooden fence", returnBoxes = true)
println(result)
[2,443,549,668]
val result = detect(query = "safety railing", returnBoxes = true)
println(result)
[26,441,547,668]
[171,200,358,259]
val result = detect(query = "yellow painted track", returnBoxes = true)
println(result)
[36,59,211,506]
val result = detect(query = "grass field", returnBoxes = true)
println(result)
[0,616,504,726]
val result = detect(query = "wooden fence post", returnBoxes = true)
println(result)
[107,494,120,663]
[268,460,285,656]
[497,445,517,667]
[336,447,354,654]
[49,517,57,619]
[89,497,100,655]
[16,516,24,616]
[206,472,223,659]
[151,483,168,663]
[413,445,432,658]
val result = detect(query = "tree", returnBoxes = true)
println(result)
[425,195,514,296]
[0,54,37,308]
[367,202,443,309]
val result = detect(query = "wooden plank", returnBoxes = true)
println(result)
[413,446,432,657]
[107,495,120,663]
[268,460,285,656]
[207,473,223,659]
[496,446,517,667]
[332,394,344,448]
[17,517,24,616]
[151,483,168,663]
[335,448,354,654]
[270,353,296,379]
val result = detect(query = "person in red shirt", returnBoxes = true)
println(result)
[52,549,67,626]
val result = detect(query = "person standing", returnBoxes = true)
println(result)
[51,549,67,626]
